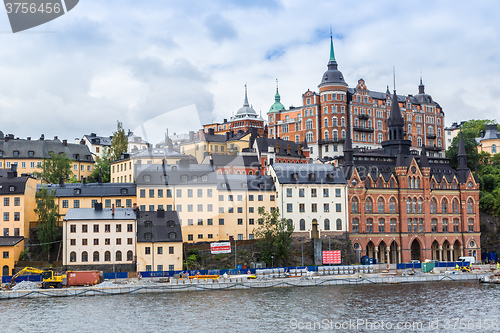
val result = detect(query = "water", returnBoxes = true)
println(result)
[0,281,499,332]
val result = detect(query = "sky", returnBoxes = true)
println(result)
[0,0,499,144]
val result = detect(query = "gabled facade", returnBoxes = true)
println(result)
[476,124,500,154]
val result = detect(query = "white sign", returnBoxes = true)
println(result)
[211,242,231,254]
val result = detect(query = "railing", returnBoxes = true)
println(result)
[353,126,374,132]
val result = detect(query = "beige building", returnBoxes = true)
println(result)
[269,163,349,238]
[0,236,24,277]
[476,124,500,155]
[62,205,137,272]
[0,133,94,181]
[135,163,277,243]
[136,210,183,272]
[110,148,196,184]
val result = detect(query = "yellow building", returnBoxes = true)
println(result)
[62,205,137,272]
[135,163,277,243]
[477,124,500,155]
[0,133,95,180]
[0,237,24,277]
[180,129,256,164]
[136,210,183,272]
[40,182,137,225]
[0,170,37,239]
[110,147,196,183]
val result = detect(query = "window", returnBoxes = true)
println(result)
[352,218,359,233]
[389,198,396,213]
[352,197,359,213]
[3,228,8,236]
[93,224,99,233]
[74,200,80,208]
[127,238,133,245]
[14,197,20,206]
[299,219,305,231]
[453,218,459,232]
[366,219,373,233]
[377,198,384,213]
[105,224,111,233]
[441,199,448,214]
[442,218,448,232]
[324,219,330,231]
[127,251,133,261]
[127,224,133,232]
[93,251,99,262]
[116,238,121,245]
[82,251,88,262]
[14,228,19,236]
[311,189,317,197]
[311,203,317,212]
[286,203,293,213]
[390,218,397,232]
[468,218,474,232]
[467,199,474,214]
[145,247,151,255]
[336,203,341,213]
[324,203,329,212]
[430,199,437,214]
[219,218,224,225]
[299,189,304,197]
[104,251,111,262]
[258,195,263,201]
[70,225,76,233]
[365,198,373,213]
[431,219,437,232]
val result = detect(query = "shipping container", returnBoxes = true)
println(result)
[66,271,102,287]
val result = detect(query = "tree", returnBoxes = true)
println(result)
[111,121,128,161]
[36,152,72,184]
[255,207,293,267]
[87,147,111,183]
[34,188,60,262]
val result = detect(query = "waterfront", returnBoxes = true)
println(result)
[0,281,498,332]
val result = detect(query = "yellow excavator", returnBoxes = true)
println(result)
[8,267,67,289]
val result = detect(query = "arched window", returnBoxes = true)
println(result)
[127,250,134,261]
[389,198,396,213]
[104,251,111,262]
[333,130,338,140]
[427,126,433,135]
[408,177,412,189]
[442,199,448,214]
[116,251,122,261]
[493,144,497,154]
[407,198,411,213]
[366,198,373,213]
[324,117,328,127]
[416,178,420,189]
[377,179,383,188]
[70,252,76,262]
[453,199,459,213]
[417,125,422,135]
[352,218,359,233]
[299,219,305,231]
[324,130,329,140]
[324,219,330,231]
[467,199,474,214]
[352,197,359,213]
[418,198,423,213]
[336,219,342,230]
[377,198,384,213]
[412,198,417,213]
[430,198,437,214]
[81,251,88,262]
[417,137,422,147]
[378,133,383,143]
[332,117,337,127]
[93,251,100,262]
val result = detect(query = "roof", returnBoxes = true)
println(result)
[64,208,136,221]
[137,210,183,243]
[271,163,346,185]
[0,175,31,195]
[236,85,257,116]
[255,137,307,158]
[135,163,217,186]
[83,134,112,147]
[0,137,94,162]
[208,154,260,168]
[216,174,275,191]
[0,236,24,247]
[38,182,136,197]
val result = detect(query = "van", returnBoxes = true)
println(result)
[457,256,476,264]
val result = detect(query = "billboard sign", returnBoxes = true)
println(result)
[323,250,341,264]
[211,242,231,254]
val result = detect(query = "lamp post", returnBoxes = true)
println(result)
[271,255,274,268]
[234,237,237,270]
[301,236,304,267]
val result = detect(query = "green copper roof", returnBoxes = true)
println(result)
[329,36,335,62]
[269,86,285,113]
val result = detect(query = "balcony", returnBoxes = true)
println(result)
[353,126,374,133]
[426,133,437,139]
[424,145,442,151]
[318,138,345,144]
[357,114,369,120]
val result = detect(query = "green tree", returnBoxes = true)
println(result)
[34,188,60,262]
[255,207,293,267]
[35,152,73,184]
[111,121,128,161]
[87,147,111,183]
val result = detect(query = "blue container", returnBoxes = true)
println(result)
[489,252,497,263]
[371,258,376,264]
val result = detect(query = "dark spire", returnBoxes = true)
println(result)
[457,131,468,170]
[420,145,429,167]
[388,90,405,141]
[243,84,249,107]
[343,126,353,166]
[418,75,425,94]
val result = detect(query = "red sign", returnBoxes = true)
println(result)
[323,250,341,264]
[211,242,231,254]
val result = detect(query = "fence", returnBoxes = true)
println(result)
[396,261,470,270]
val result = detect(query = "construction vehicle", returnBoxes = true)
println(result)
[8,267,67,289]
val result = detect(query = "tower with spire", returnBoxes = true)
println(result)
[269,79,285,113]
[381,89,412,156]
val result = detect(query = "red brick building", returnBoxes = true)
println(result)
[342,93,480,264]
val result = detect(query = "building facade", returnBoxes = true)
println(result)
[342,92,480,264]
[269,163,348,238]
[476,124,500,155]
[267,38,445,161]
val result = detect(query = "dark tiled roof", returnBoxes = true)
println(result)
[84,134,112,146]
[272,163,346,184]
[135,163,217,186]
[64,208,136,221]
[216,175,275,191]
[137,210,183,243]
[0,236,23,247]
[0,138,94,162]
[0,176,31,195]
[38,182,136,197]
[255,138,307,158]
[209,154,260,168]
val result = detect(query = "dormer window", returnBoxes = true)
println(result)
[291,173,299,181]
[201,175,208,182]
[327,173,334,181]
[180,175,188,182]
[13,151,19,157]
[308,173,316,181]
[221,182,227,189]
[144,232,152,240]
[191,175,198,182]
[144,221,153,228]
[167,221,175,228]
[28,151,34,157]
[9,186,15,192]
[168,232,177,239]
[143,175,151,182]
[74,189,81,195]
[120,188,128,194]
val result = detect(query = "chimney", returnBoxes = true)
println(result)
[40,134,44,140]
[112,204,115,216]
[208,128,215,136]
[27,137,31,141]
[63,139,67,146]
[59,177,64,186]
[133,203,137,211]
[54,136,58,140]
[189,131,195,142]
[157,208,165,218]
[82,177,86,185]
[80,139,85,145]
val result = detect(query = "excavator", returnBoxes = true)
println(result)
[8,267,67,289]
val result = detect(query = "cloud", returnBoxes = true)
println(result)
[204,14,238,42]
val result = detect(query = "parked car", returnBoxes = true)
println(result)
[410,260,420,264]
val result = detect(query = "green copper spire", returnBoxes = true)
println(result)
[329,35,335,62]
[269,79,285,113]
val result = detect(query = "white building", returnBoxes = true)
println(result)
[62,205,137,272]
[269,163,348,238]
[80,133,112,160]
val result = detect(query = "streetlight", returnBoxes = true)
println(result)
[271,255,274,268]
[301,236,304,267]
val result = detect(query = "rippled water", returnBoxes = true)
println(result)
[0,281,499,332]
